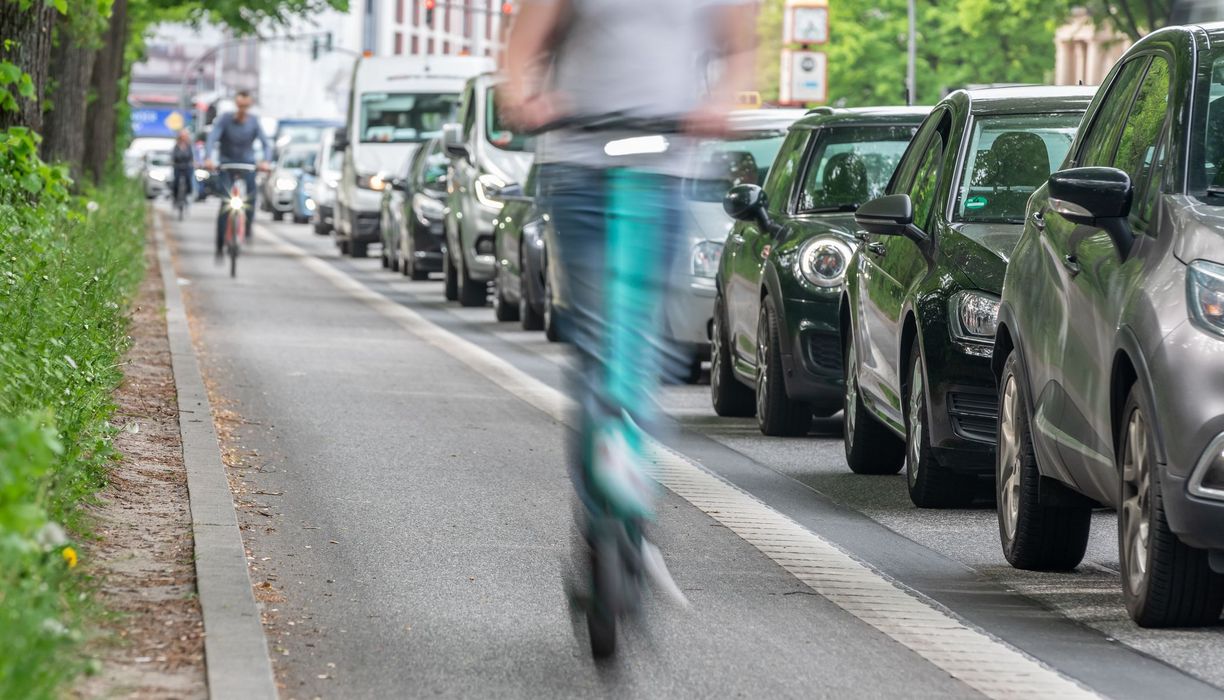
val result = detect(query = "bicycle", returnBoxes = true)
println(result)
[217,163,256,278]
[172,171,191,221]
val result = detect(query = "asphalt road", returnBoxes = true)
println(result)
[166,202,1224,699]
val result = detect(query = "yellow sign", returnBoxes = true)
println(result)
[734,92,762,110]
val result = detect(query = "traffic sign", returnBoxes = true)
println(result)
[780,49,827,105]
[784,0,829,45]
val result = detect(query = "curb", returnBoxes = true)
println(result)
[153,215,278,700]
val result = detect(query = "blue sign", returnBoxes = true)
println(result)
[131,108,190,138]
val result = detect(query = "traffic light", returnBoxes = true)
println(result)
[425,0,436,25]
[501,1,513,14]
[324,31,332,53]
[311,36,320,60]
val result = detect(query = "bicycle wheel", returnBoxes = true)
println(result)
[229,211,242,278]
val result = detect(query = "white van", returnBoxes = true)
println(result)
[335,55,493,258]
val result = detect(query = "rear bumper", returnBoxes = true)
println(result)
[666,277,716,354]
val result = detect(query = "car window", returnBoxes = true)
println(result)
[360,92,459,143]
[1078,57,1150,167]
[461,86,477,140]
[1113,56,1171,229]
[954,113,1080,223]
[763,128,808,213]
[889,110,945,195]
[909,135,943,231]
[280,149,314,170]
[684,130,787,202]
[795,125,915,213]
[485,87,534,152]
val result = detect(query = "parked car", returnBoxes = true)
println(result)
[490,164,550,328]
[393,137,452,280]
[311,128,343,236]
[261,144,317,221]
[141,150,174,198]
[715,107,927,434]
[664,108,808,383]
[294,170,315,224]
[843,86,1093,507]
[441,73,534,306]
[994,25,1224,627]
[379,154,414,272]
[125,136,175,178]
[336,55,491,258]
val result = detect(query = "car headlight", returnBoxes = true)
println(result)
[691,240,723,278]
[275,176,297,191]
[474,173,505,211]
[305,198,316,212]
[357,174,386,191]
[949,290,1000,343]
[413,192,446,224]
[1187,260,1224,336]
[149,170,167,182]
[795,236,852,288]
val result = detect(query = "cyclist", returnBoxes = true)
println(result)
[500,0,756,654]
[170,129,195,211]
[204,90,271,257]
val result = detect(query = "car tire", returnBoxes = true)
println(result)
[710,291,755,418]
[493,269,520,322]
[457,252,488,307]
[350,241,368,258]
[272,211,284,222]
[1118,384,1224,627]
[443,249,459,301]
[996,350,1091,570]
[905,338,976,508]
[389,245,400,272]
[338,238,351,256]
[313,222,329,237]
[380,248,389,268]
[755,299,810,436]
[543,262,561,343]
[520,247,545,331]
[842,329,904,475]
[294,215,308,224]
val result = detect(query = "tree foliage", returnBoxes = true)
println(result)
[1089,0,1173,41]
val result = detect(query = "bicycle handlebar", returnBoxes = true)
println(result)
[528,114,684,136]
[217,163,258,172]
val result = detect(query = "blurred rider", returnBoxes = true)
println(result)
[170,130,195,205]
[500,0,755,608]
[204,90,271,256]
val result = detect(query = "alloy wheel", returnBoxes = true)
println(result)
[998,376,1022,543]
[1121,409,1152,597]
[712,302,726,402]
[755,309,769,419]
[907,359,924,488]
[844,337,858,445]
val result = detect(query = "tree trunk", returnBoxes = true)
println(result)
[42,15,98,177]
[0,0,57,133]
[84,0,128,182]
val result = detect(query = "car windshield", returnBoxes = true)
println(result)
[1198,54,1224,193]
[280,150,314,170]
[360,92,459,143]
[485,87,533,152]
[277,125,327,149]
[147,151,172,167]
[326,148,343,172]
[684,130,788,202]
[954,113,1080,223]
[797,126,915,212]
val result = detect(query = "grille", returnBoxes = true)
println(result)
[948,392,997,443]
[806,333,842,373]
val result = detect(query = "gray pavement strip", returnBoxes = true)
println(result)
[154,215,278,700]
[257,224,1103,699]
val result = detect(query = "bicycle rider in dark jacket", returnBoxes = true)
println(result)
[204,90,271,255]
[170,130,195,205]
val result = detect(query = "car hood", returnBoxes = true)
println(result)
[944,222,1023,293]
[484,148,533,186]
[685,201,735,244]
[1170,195,1224,265]
[355,143,420,178]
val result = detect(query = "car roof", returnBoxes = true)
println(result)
[948,85,1097,115]
[792,106,931,129]
[727,108,809,131]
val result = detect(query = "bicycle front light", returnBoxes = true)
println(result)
[795,236,851,288]
[949,291,1000,343]
[228,195,245,211]
[1188,260,1224,337]
[691,240,723,278]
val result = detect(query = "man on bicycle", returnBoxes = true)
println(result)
[204,90,271,257]
[500,0,755,655]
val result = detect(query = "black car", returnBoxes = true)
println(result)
[389,137,450,280]
[490,165,552,331]
[995,25,1224,627]
[715,107,927,436]
[842,86,1093,508]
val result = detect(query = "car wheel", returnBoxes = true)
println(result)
[389,243,401,272]
[996,350,1091,570]
[684,355,704,385]
[338,238,350,255]
[493,267,520,322]
[1118,385,1224,627]
[520,246,545,331]
[544,263,561,342]
[443,249,459,301]
[313,221,329,236]
[710,291,755,417]
[294,215,308,224]
[755,299,810,436]
[350,241,368,258]
[272,211,284,222]
[380,248,389,268]
[905,338,976,508]
[457,251,488,307]
[842,330,904,475]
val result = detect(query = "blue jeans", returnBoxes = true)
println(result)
[215,169,257,253]
[536,163,685,521]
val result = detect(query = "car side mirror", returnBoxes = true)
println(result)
[724,183,774,226]
[1048,166,1135,255]
[854,194,927,244]
[441,123,469,161]
[392,177,409,192]
[333,127,349,150]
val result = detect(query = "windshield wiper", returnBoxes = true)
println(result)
[807,204,859,213]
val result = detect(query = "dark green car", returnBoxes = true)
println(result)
[842,86,1094,507]
[713,107,927,437]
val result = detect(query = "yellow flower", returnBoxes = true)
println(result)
[62,546,78,569]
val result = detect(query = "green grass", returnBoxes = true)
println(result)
[0,176,146,699]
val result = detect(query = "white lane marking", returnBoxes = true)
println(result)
[259,227,1102,700]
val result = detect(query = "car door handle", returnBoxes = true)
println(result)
[866,242,887,256]
[1062,254,1081,275]
[1031,209,1046,230]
